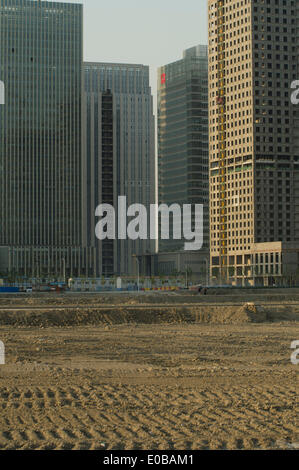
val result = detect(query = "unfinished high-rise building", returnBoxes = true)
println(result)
[208,0,299,286]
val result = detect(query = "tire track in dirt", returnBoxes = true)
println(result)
[0,381,296,450]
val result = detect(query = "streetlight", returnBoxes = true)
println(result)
[185,265,188,289]
[62,258,66,284]
[132,255,140,293]
[205,257,210,287]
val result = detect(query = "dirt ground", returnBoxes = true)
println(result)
[0,327,298,450]
[0,294,298,450]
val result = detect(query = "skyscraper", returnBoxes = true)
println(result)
[83,62,155,276]
[208,0,299,286]
[158,45,209,253]
[0,0,91,278]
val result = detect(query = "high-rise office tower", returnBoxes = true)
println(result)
[0,0,91,278]
[158,45,209,253]
[158,45,209,252]
[208,0,299,286]
[156,45,210,282]
[83,63,155,276]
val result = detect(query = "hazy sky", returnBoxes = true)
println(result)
[54,0,208,105]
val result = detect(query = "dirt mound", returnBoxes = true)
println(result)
[0,307,192,327]
[0,302,291,327]
[189,303,269,324]
[230,303,268,323]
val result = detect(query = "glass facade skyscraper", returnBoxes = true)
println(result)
[158,45,209,253]
[0,0,88,276]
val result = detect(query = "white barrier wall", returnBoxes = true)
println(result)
[68,277,186,291]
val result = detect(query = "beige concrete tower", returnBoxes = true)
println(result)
[208,0,299,287]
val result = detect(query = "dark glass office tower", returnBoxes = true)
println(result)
[158,45,209,252]
[0,0,87,277]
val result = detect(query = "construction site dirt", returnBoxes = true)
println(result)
[0,291,298,450]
